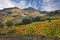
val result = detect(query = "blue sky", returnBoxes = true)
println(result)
[0,0,60,11]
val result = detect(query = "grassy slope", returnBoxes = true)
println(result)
[13,20,60,37]
[0,20,60,38]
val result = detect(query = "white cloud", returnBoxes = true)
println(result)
[42,0,60,11]
[17,0,27,8]
[11,0,29,9]
[11,0,38,9]
[0,0,60,11]
[0,0,14,9]
[43,0,50,2]
[32,1,37,7]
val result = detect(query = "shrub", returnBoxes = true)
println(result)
[0,22,4,28]
[6,20,14,27]
[13,20,21,26]
[40,18,47,22]
[7,29,16,35]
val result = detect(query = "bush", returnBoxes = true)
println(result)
[7,29,16,35]
[12,20,22,26]
[6,20,14,27]
[15,22,22,26]
[0,22,4,28]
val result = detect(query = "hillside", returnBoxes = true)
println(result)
[0,7,44,22]
[44,10,60,20]
[14,20,60,37]
[0,7,60,40]
[3,7,27,16]
[0,20,60,39]
[47,10,60,16]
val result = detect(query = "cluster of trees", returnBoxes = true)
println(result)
[16,16,51,25]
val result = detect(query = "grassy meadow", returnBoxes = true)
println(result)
[0,19,60,38]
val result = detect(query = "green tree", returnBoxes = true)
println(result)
[33,16,41,22]
[21,18,32,25]
[47,17,51,22]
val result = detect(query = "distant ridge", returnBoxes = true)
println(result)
[23,7,40,12]
[3,7,19,10]
[47,10,60,16]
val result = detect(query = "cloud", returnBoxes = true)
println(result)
[12,0,60,11]
[43,0,50,2]
[42,0,60,11]
[11,0,38,9]
[0,0,60,11]
[0,0,14,9]
[11,0,30,9]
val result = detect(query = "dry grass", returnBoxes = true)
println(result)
[0,20,60,38]
[12,20,60,37]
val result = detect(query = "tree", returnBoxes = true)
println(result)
[21,18,32,25]
[47,17,51,22]
[6,20,14,27]
[33,16,41,22]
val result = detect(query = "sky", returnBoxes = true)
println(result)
[0,0,60,11]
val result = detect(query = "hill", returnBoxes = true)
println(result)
[0,7,45,21]
[0,7,44,23]
[3,7,28,17]
[47,10,60,16]
[44,10,60,20]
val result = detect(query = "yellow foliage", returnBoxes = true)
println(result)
[14,20,60,37]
